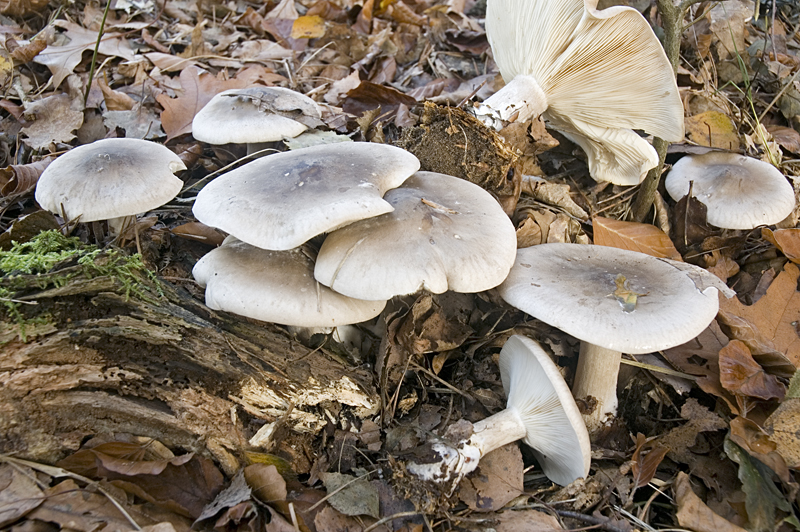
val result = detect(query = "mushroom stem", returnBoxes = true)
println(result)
[572,342,621,434]
[473,75,549,130]
[107,215,135,238]
[469,406,528,455]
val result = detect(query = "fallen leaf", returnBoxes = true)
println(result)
[0,210,61,250]
[156,66,248,140]
[765,397,800,468]
[320,472,379,518]
[98,77,135,111]
[20,93,84,150]
[0,156,52,196]
[291,15,326,39]
[343,81,416,120]
[103,106,164,139]
[458,444,524,512]
[170,222,226,246]
[33,20,135,88]
[762,228,800,264]
[672,190,718,253]
[674,472,748,532]
[685,111,740,150]
[0,0,48,16]
[593,216,682,260]
[244,464,287,505]
[631,433,670,488]
[145,52,199,72]
[0,463,44,527]
[766,126,800,154]
[196,471,252,523]
[719,263,800,367]
[718,340,785,400]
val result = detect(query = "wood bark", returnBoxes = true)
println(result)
[0,257,379,475]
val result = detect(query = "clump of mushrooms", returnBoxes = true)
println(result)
[475,0,683,185]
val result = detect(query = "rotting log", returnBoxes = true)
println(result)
[0,253,379,475]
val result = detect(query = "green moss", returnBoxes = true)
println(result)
[0,229,162,342]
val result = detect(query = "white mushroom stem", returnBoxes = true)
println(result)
[107,215,135,238]
[572,342,622,433]
[473,75,549,130]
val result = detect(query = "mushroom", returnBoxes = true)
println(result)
[34,138,185,236]
[498,243,734,433]
[314,171,517,300]
[407,334,591,486]
[474,0,683,185]
[192,237,386,327]
[664,152,796,229]
[192,86,324,155]
[192,143,420,251]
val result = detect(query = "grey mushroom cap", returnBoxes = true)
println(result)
[501,335,591,485]
[192,143,420,250]
[498,243,733,354]
[192,238,386,327]
[35,138,185,222]
[664,152,796,229]
[314,171,517,300]
[192,86,322,144]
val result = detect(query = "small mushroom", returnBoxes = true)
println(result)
[192,87,323,154]
[475,0,683,185]
[408,335,591,486]
[498,243,734,433]
[192,237,386,327]
[664,152,796,229]
[314,171,517,300]
[34,138,185,236]
[192,143,420,251]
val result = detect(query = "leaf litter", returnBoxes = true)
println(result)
[0,0,799,529]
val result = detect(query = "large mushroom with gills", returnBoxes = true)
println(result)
[407,335,591,486]
[474,0,683,185]
[498,243,735,433]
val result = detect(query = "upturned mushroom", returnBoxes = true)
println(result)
[407,335,591,486]
[314,171,517,300]
[192,86,324,154]
[192,143,420,251]
[664,152,796,229]
[474,0,683,185]
[35,138,185,236]
[498,243,734,433]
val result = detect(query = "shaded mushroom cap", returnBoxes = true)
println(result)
[314,171,517,300]
[498,243,733,353]
[192,238,386,327]
[35,138,185,222]
[192,87,323,145]
[500,335,591,485]
[481,0,683,185]
[192,143,420,250]
[664,152,796,229]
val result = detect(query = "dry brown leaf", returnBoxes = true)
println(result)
[0,463,44,526]
[593,216,682,260]
[766,126,800,154]
[0,0,48,16]
[98,77,135,111]
[762,228,800,264]
[631,433,670,488]
[765,398,800,468]
[342,81,416,120]
[458,445,524,512]
[157,66,248,140]
[244,464,287,505]
[0,156,52,196]
[20,93,84,150]
[718,340,785,401]
[685,111,740,150]
[719,263,800,367]
[493,510,564,532]
[170,222,226,246]
[728,416,790,483]
[674,472,748,532]
[291,15,326,38]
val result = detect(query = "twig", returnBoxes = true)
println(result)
[555,510,630,532]
[84,0,112,107]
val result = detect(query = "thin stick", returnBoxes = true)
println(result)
[84,0,113,107]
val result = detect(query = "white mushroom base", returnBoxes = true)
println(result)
[572,343,622,433]
[472,75,548,131]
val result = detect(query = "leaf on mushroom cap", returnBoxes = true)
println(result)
[498,244,733,354]
[664,152,796,230]
[34,138,185,222]
[501,335,591,485]
[314,171,517,300]
[486,0,683,185]
[192,86,323,145]
[192,238,386,327]
[192,143,420,250]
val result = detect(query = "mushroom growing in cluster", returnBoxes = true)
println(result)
[498,243,734,433]
[664,152,797,229]
[35,138,186,237]
[474,0,683,185]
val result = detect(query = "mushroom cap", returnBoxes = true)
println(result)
[501,335,591,485]
[192,86,322,144]
[486,0,683,185]
[314,171,517,300]
[35,138,185,222]
[498,244,732,354]
[664,152,796,229]
[192,143,420,250]
[192,238,386,327]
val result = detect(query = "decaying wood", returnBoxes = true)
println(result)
[0,256,379,475]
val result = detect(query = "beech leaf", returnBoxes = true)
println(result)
[593,216,682,260]
[762,228,800,264]
[718,340,785,400]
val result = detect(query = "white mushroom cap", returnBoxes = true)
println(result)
[664,152,796,229]
[192,143,420,250]
[498,244,732,354]
[192,238,386,327]
[500,335,591,485]
[314,171,517,300]
[483,0,683,185]
[192,86,323,145]
[35,138,185,222]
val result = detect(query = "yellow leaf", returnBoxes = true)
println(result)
[593,216,682,261]
[685,110,740,150]
[291,15,326,39]
[762,228,800,264]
